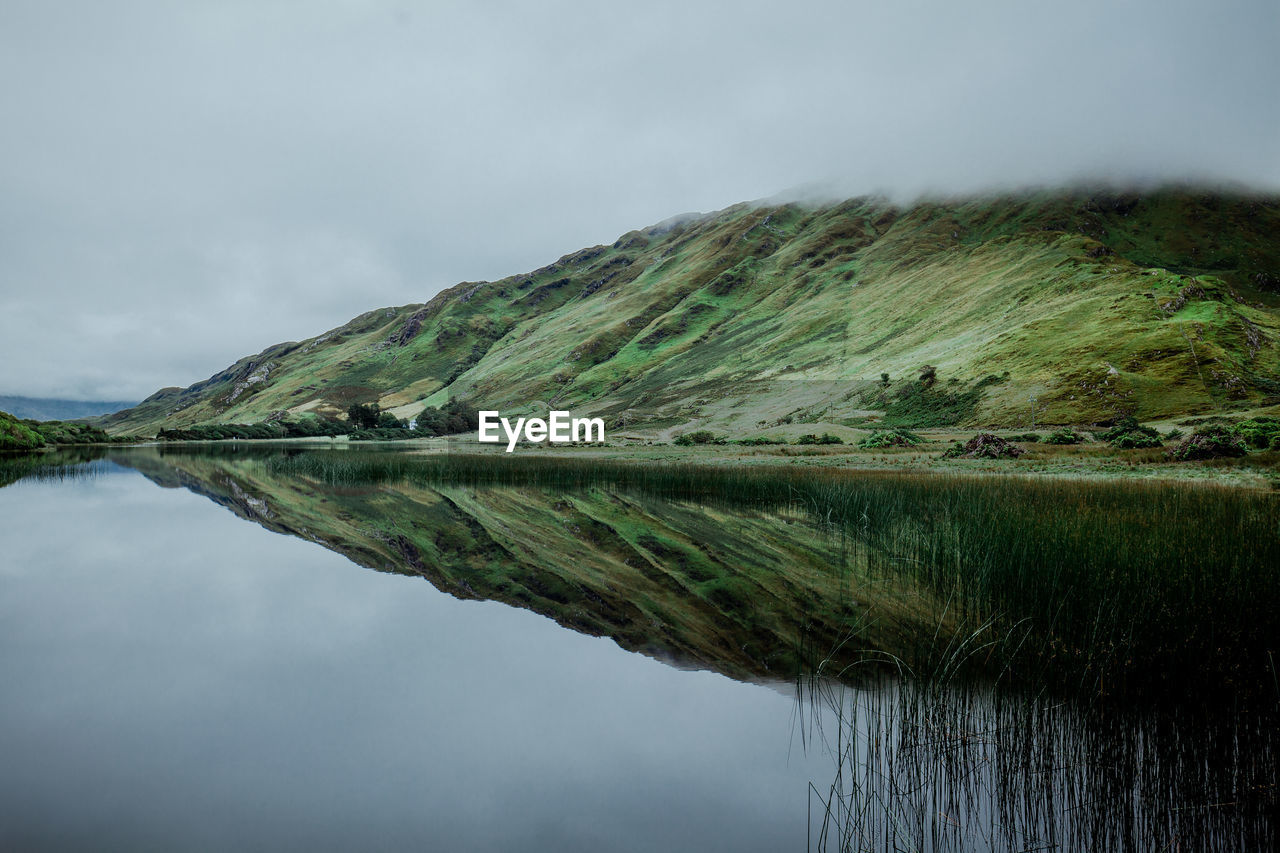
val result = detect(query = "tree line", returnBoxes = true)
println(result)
[155,398,481,442]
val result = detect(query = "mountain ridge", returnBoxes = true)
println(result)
[0,395,138,422]
[100,186,1280,436]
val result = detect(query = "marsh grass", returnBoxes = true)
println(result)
[266,451,1280,697]
[0,447,112,488]
[799,674,1277,852]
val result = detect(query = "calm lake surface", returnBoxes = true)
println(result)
[1,447,1275,851]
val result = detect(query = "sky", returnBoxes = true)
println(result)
[1,0,1277,401]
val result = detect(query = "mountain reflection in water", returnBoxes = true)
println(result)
[0,445,1274,851]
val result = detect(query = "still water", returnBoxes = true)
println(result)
[0,448,1275,851]
[0,460,826,851]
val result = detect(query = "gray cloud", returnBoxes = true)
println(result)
[1,0,1276,400]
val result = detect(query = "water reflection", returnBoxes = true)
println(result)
[0,446,1275,850]
[0,460,824,851]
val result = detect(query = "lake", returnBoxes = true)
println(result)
[0,446,1275,850]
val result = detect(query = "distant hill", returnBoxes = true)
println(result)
[101,186,1280,436]
[1,396,138,421]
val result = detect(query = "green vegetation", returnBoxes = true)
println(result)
[673,430,726,446]
[1045,427,1085,444]
[1168,425,1247,460]
[881,375,1001,427]
[157,415,349,441]
[1,408,122,451]
[735,436,785,446]
[346,403,385,430]
[96,188,1280,438]
[795,432,844,445]
[1234,416,1280,450]
[412,397,480,437]
[153,397,482,444]
[1,410,44,450]
[943,433,1024,459]
[857,429,922,448]
[30,420,115,445]
[1098,416,1164,448]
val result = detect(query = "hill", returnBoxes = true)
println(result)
[1,409,44,450]
[100,187,1280,437]
[0,408,122,451]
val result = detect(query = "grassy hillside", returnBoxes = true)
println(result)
[101,187,1280,436]
[0,408,122,451]
[0,410,45,451]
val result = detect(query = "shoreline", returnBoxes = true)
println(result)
[43,432,1276,490]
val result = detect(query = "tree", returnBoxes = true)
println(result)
[413,396,480,436]
[347,403,381,430]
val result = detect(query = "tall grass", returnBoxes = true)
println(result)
[264,450,1280,697]
[0,447,112,488]
[799,674,1277,852]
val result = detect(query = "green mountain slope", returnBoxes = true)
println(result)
[102,187,1280,436]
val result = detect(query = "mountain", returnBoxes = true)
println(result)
[101,187,1280,436]
[0,395,137,421]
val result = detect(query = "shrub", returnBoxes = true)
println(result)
[1113,432,1164,449]
[1045,428,1084,445]
[1233,417,1280,450]
[858,429,922,449]
[350,428,416,442]
[1168,426,1247,461]
[882,374,1004,428]
[282,416,349,438]
[674,430,723,446]
[796,433,844,445]
[1011,433,1041,443]
[31,420,114,446]
[943,433,1024,459]
[1098,417,1163,449]
[156,417,351,442]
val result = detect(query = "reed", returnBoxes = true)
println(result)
[799,674,1277,852]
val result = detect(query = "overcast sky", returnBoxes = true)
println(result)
[1,0,1276,401]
